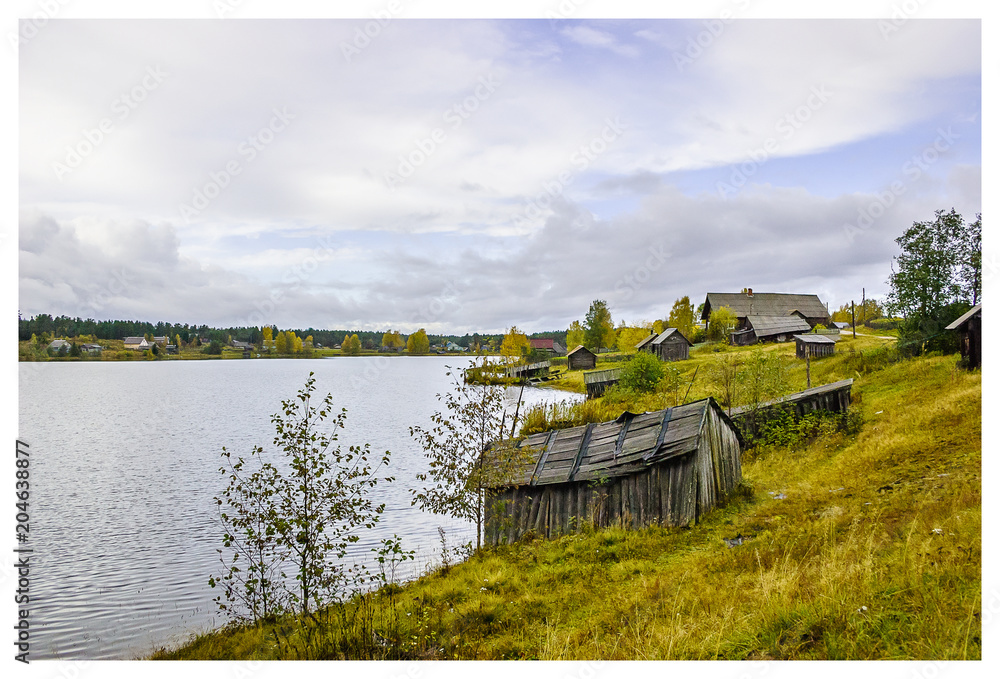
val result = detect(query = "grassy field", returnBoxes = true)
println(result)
[153,346,981,660]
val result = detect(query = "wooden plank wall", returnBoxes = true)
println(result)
[484,411,745,546]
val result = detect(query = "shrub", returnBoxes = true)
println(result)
[617,352,665,394]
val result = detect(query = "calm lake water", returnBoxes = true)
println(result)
[18,356,581,660]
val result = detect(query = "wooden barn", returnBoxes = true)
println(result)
[945,304,981,370]
[567,345,597,370]
[730,314,812,345]
[794,333,836,358]
[637,328,692,361]
[701,290,830,328]
[483,398,743,544]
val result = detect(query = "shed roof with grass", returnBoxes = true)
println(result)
[483,397,743,544]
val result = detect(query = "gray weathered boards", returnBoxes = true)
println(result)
[484,397,742,544]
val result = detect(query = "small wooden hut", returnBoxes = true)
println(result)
[567,345,597,370]
[484,398,743,544]
[945,304,981,370]
[583,367,622,398]
[646,328,692,361]
[793,334,836,358]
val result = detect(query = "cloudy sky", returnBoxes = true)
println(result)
[17,12,982,334]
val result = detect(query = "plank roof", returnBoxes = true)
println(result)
[634,333,657,350]
[745,315,812,336]
[650,328,692,346]
[567,345,595,357]
[704,292,828,320]
[492,398,737,488]
[945,304,981,330]
[792,333,836,344]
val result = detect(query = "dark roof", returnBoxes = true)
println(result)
[492,398,737,488]
[792,334,836,344]
[650,328,692,347]
[945,304,981,330]
[530,338,554,350]
[745,315,812,336]
[567,345,595,357]
[730,379,853,417]
[704,292,829,320]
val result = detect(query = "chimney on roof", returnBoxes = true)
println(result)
[747,288,753,296]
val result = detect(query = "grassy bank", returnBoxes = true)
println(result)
[154,350,980,660]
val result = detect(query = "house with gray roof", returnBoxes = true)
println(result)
[701,290,830,329]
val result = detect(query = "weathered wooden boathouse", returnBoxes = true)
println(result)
[583,367,622,398]
[504,360,550,382]
[730,314,812,346]
[484,397,743,544]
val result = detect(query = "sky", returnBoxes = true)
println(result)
[16,12,983,335]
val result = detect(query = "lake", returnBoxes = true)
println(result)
[17,356,582,660]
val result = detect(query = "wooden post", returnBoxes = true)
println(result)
[861,287,865,327]
[851,301,856,339]
[806,349,811,389]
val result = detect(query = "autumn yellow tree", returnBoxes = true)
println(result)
[667,296,695,340]
[565,320,584,351]
[341,334,361,355]
[262,326,273,352]
[406,329,430,354]
[275,331,288,354]
[616,325,652,354]
[500,326,531,363]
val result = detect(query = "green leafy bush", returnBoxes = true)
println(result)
[617,352,665,394]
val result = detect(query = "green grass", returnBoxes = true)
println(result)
[154,351,980,660]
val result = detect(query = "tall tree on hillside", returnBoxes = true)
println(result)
[584,299,614,353]
[887,209,981,353]
[667,296,696,340]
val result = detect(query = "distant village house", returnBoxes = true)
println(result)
[946,304,981,370]
[635,328,692,361]
[567,345,596,370]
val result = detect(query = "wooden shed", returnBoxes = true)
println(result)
[484,398,743,544]
[583,367,622,398]
[639,328,692,361]
[945,304,981,370]
[793,334,836,358]
[730,314,811,345]
[567,345,597,370]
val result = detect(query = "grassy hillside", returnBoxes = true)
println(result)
[154,349,980,660]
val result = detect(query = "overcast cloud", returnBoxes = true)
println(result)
[18,17,982,333]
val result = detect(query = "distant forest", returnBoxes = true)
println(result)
[18,313,569,351]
